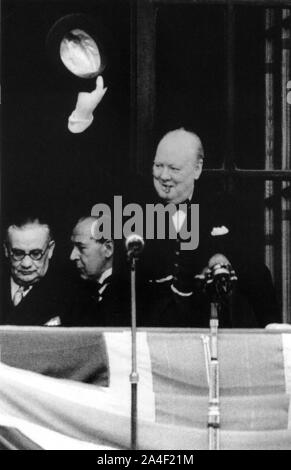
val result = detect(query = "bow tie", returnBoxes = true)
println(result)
[175,199,191,210]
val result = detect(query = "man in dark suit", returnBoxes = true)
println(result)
[61,216,130,327]
[1,216,64,326]
[138,128,280,327]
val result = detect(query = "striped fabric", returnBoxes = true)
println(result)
[0,327,291,450]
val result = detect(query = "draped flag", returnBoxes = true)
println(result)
[0,327,291,450]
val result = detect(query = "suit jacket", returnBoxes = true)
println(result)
[0,266,67,326]
[60,274,131,327]
[135,185,280,328]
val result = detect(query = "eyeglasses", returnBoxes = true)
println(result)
[9,243,52,262]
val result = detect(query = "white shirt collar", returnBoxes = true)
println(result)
[188,188,194,202]
[10,277,33,300]
[171,189,193,233]
[97,267,113,286]
[172,210,187,233]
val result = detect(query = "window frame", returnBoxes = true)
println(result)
[131,0,291,323]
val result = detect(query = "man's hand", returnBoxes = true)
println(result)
[265,323,291,330]
[74,75,108,120]
[68,75,108,133]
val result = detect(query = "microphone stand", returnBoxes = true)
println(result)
[129,255,139,450]
[208,301,220,451]
[205,263,237,450]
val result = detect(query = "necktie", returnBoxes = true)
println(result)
[92,277,112,303]
[94,282,102,302]
[13,285,29,306]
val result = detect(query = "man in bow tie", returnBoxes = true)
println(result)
[1,215,64,326]
[152,128,203,206]
[61,216,130,327]
[138,128,279,327]
[138,128,209,326]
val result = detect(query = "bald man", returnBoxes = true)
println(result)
[138,128,279,328]
[61,216,130,327]
[152,128,203,205]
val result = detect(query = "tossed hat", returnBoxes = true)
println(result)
[46,13,109,79]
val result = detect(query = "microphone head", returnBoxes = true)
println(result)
[125,234,145,258]
[211,263,231,279]
[206,263,237,298]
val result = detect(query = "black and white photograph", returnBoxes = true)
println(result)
[0,0,291,452]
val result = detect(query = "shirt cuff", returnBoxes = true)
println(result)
[68,111,94,133]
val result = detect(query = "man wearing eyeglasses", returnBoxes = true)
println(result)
[1,216,63,325]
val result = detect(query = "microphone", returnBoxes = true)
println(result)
[206,263,237,298]
[125,234,145,259]
[195,262,237,300]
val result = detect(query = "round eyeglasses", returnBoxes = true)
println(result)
[9,244,51,262]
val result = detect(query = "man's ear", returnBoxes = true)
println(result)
[194,158,203,181]
[3,243,9,258]
[103,239,114,258]
[48,240,56,259]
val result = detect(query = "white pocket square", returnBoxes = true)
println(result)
[211,225,229,236]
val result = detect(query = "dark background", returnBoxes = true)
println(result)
[1,0,131,249]
[1,0,267,268]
